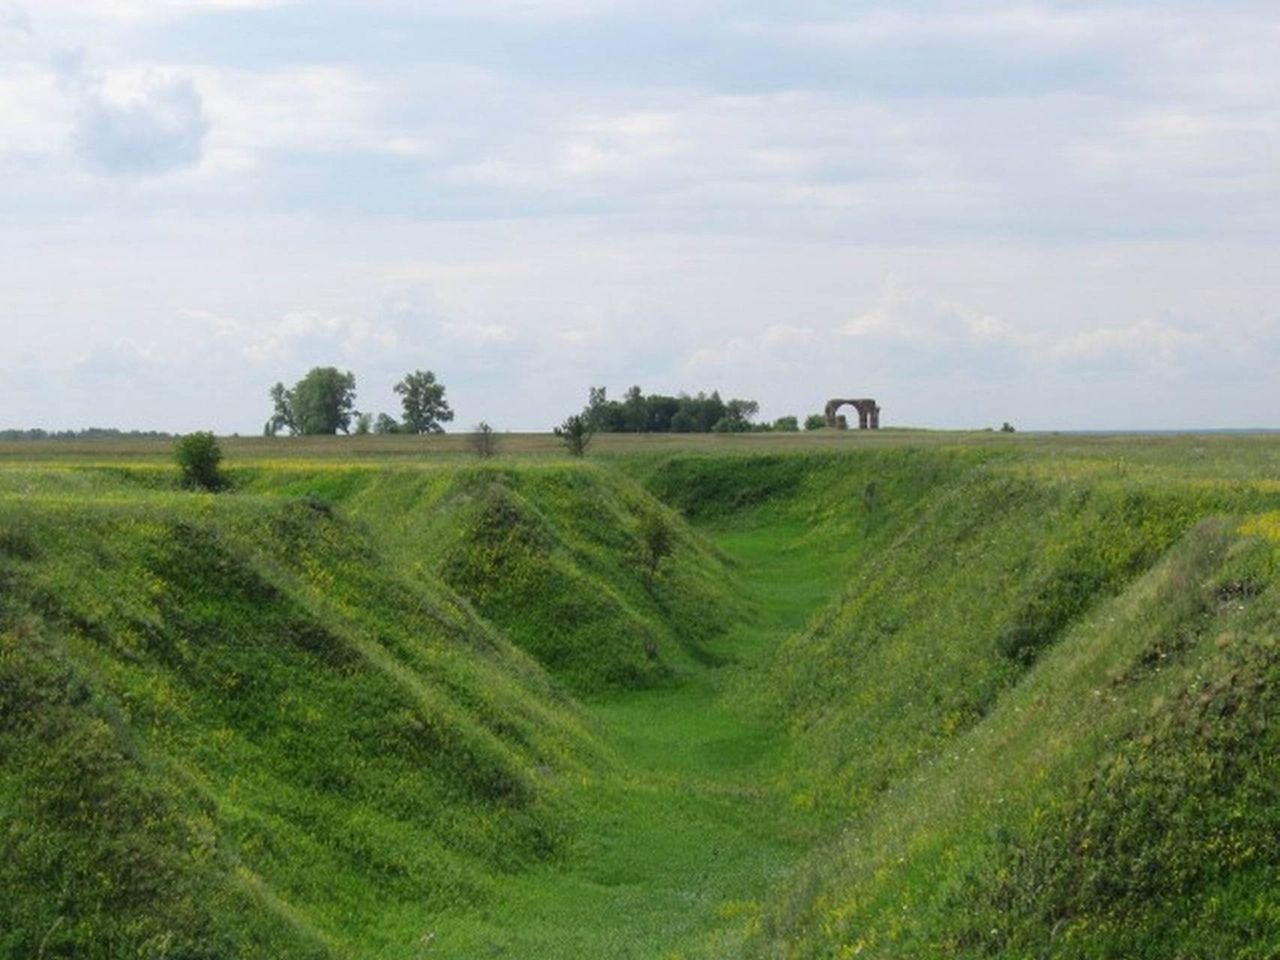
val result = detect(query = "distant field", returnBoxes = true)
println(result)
[0,427,990,461]
[4,426,1280,468]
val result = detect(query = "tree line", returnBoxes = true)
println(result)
[581,386,803,434]
[0,427,175,441]
[265,367,453,436]
[551,385,818,457]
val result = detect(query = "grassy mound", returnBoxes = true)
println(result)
[752,517,1280,958]
[0,488,601,959]
[637,448,1280,959]
[240,463,744,695]
[769,473,1248,819]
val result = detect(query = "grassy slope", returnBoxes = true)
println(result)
[632,448,1280,958]
[237,463,742,695]
[752,518,1280,959]
[421,517,829,959]
[0,458,755,959]
[231,460,804,957]
[0,477,603,959]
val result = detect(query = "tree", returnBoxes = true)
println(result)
[554,413,593,457]
[726,398,759,425]
[773,415,799,432]
[1001,421,1016,433]
[266,367,357,435]
[638,513,674,591]
[353,412,373,435]
[295,367,357,434]
[712,400,758,433]
[804,414,827,431]
[669,409,697,432]
[697,391,727,432]
[394,370,454,434]
[623,385,647,433]
[174,431,224,491]
[265,382,295,436]
[374,413,400,435]
[586,386,611,430]
[470,421,499,458]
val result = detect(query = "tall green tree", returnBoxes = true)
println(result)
[623,385,647,432]
[264,382,295,436]
[265,367,357,435]
[713,398,759,433]
[586,386,611,430]
[394,370,454,434]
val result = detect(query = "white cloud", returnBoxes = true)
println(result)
[784,6,1130,51]
[54,56,208,175]
[0,65,70,155]
[1051,318,1204,371]
[193,66,395,162]
[557,111,679,177]
[32,0,292,21]
[441,320,513,344]
[1,2,31,38]
[1071,108,1280,185]
[763,324,818,347]
[839,279,1020,347]
[237,311,400,365]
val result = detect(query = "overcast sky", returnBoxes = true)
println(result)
[2,1,1278,432]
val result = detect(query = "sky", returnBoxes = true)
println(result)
[1,0,1278,433]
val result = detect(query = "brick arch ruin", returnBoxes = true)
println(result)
[825,398,881,430]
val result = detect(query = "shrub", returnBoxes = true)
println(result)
[174,431,224,491]
[554,414,593,457]
[470,422,499,459]
[804,414,827,431]
[638,513,675,590]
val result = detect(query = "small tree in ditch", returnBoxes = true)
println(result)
[175,431,224,491]
[638,513,674,591]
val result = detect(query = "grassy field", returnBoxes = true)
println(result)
[2,431,1278,958]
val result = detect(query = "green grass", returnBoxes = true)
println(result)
[3,432,1280,959]
[421,492,853,959]
[750,519,1280,959]
[0,489,602,958]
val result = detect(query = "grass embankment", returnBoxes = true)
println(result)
[232,462,819,957]
[0,459,785,958]
[236,464,741,695]
[635,449,1280,958]
[0,471,606,958]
